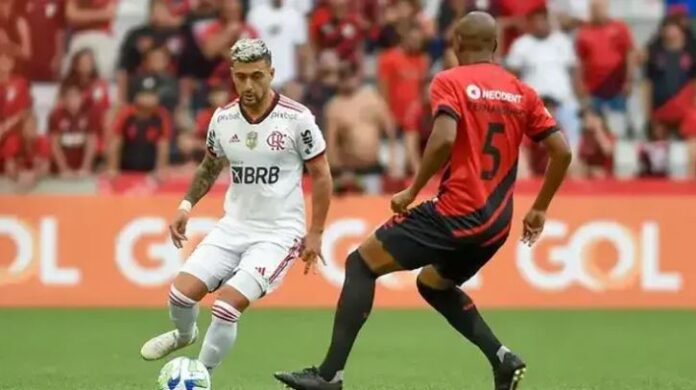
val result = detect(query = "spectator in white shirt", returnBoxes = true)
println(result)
[248,0,313,16]
[507,7,583,148]
[247,0,312,88]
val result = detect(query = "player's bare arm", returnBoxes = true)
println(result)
[522,131,572,246]
[392,115,457,214]
[169,153,226,249]
[302,153,333,274]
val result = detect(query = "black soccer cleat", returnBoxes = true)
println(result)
[274,367,343,390]
[494,352,527,390]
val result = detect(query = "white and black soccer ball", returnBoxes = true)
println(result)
[158,357,211,390]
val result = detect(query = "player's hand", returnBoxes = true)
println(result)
[521,208,546,246]
[169,209,189,249]
[391,187,416,214]
[300,230,325,275]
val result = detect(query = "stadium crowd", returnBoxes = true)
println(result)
[1,0,696,193]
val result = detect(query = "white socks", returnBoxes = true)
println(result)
[198,300,241,370]
[169,286,199,341]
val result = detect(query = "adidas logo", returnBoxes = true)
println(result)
[255,267,266,276]
[229,134,240,143]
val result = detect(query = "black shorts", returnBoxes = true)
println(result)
[375,201,508,285]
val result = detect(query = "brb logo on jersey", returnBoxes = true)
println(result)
[266,131,287,151]
[231,166,280,184]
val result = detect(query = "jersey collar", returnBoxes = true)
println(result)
[240,91,280,125]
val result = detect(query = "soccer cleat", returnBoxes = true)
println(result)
[273,367,343,390]
[140,326,198,361]
[494,351,527,390]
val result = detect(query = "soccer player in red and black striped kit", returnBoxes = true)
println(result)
[276,12,572,390]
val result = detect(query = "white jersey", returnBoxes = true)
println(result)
[206,93,326,237]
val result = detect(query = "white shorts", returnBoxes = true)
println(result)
[180,224,303,300]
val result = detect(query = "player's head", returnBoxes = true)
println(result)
[61,83,84,113]
[589,0,610,23]
[145,46,171,73]
[150,0,173,26]
[527,7,551,38]
[452,11,498,65]
[229,39,274,108]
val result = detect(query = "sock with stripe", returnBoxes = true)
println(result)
[168,286,199,342]
[417,279,504,368]
[198,300,241,370]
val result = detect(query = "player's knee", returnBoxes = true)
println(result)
[171,272,208,302]
[417,266,454,293]
[346,250,376,280]
[219,270,264,312]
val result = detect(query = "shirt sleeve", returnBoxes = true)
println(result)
[296,110,326,161]
[206,108,225,158]
[526,88,559,142]
[430,73,461,122]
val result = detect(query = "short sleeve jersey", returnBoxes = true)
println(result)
[206,93,326,235]
[429,63,557,237]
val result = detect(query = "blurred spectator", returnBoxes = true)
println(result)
[496,0,546,54]
[638,121,670,177]
[108,79,171,177]
[2,114,50,192]
[0,51,31,157]
[195,84,231,143]
[507,7,582,148]
[178,0,223,109]
[65,0,119,79]
[48,83,99,177]
[679,106,696,176]
[201,0,256,61]
[520,96,561,178]
[325,63,397,194]
[248,0,310,87]
[576,0,634,137]
[645,18,696,130]
[577,107,615,178]
[402,77,432,174]
[0,0,31,65]
[377,0,435,50]
[548,0,590,33]
[62,49,111,126]
[377,25,429,131]
[249,0,313,16]
[303,50,340,129]
[162,0,193,24]
[310,0,364,65]
[116,0,183,105]
[129,48,180,113]
[24,0,65,81]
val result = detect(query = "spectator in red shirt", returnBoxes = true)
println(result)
[24,0,66,81]
[48,83,99,177]
[200,0,257,62]
[577,107,615,178]
[2,114,50,192]
[377,24,429,130]
[0,51,32,153]
[402,77,431,174]
[377,0,435,50]
[116,0,183,104]
[310,0,364,65]
[65,0,119,78]
[108,78,171,177]
[62,48,111,127]
[0,0,31,66]
[576,0,634,134]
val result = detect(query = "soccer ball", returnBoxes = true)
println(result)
[158,357,211,390]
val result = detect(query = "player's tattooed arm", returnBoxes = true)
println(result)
[184,154,226,206]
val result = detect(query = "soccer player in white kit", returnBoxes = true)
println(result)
[140,39,333,373]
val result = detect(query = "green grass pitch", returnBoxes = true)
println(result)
[0,309,694,389]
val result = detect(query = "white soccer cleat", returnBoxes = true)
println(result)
[140,327,199,361]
